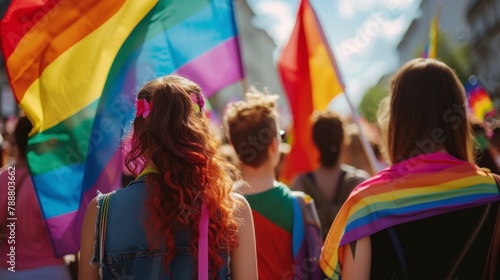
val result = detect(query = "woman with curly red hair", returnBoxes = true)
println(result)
[79,75,257,279]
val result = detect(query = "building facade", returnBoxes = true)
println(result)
[397,0,470,65]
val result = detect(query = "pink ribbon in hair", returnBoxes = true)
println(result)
[135,99,151,118]
[190,93,205,112]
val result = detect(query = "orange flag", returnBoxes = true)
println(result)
[278,0,345,183]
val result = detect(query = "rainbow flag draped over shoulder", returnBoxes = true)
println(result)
[278,0,344,183]
[320,152,500,279]
[1,0,243,257]
[466,77,496,121]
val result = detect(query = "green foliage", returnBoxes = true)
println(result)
[359,30,473,124]
[359,83,389,123]
[416,31,473,83]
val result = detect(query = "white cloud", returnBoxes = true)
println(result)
[334,0,420,64]
[337,0,415,19]
[249,0,296,48]
[330,56,396,117]
[380,16,408,40]
[337,0,390,19]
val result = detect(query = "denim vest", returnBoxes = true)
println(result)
[92,177,230,279]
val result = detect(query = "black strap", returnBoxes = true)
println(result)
[445,203,491,280]
[387,227,408,280]
[483,174,500,279]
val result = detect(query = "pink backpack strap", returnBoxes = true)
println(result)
[198,202,209,280]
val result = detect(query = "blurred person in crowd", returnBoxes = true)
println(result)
[0,116,72,279]
[79,75,257,279]
[490,126,500,167]
[320,58,500,279]
[342,124,375,175]
[292,110,369,240]
[226,91,322,279]
[219,143,241,180]
[471,122,500,174]
[275,130,290,180]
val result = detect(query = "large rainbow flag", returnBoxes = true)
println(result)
[1,0,243,257]
[466,76,496,121]
[277,0,344,183]
[319,152,500,279]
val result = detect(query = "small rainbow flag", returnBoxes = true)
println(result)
[320,152,500,279]
[466,76,496,121]
[1,0,243,257]
[277,0,345,183]
[422,4,441,59]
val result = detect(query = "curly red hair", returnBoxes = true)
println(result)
[125,75,239,278]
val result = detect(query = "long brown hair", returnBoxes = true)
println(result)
[125,75,238,278]
[387,58,474,164]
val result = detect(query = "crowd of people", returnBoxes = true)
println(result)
[1,58,500,279]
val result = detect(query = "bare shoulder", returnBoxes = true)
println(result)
[231,192,251,209]
[82,197,99,230]
[81,197,100,233]
[79,196,100,280]
[87,197,99,212]
[232,180,255,195]
[230,193,252,222]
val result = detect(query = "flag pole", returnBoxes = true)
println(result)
[343,88,380,174]
[241,78,248,94]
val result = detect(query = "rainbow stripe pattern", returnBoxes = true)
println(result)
[422,4,440,59]
[422,18,438,58]
[278,0,345,183]
[320,152,500,279]
[1,0,242,257]
[466,78,495,121]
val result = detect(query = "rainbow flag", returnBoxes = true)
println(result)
[319,152,500,279]
[1,0,243,257]
[466,77,495,121]
[277,0,344,183]
[422,4,440,59]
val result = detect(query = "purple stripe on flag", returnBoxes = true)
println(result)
[176,37,243,97]
[46,151,123,256]
[46,211,78,257]
[339,195,500,247]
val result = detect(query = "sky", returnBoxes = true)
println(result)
[246,0,422,114]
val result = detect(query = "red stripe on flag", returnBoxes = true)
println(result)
[1,0,62,59]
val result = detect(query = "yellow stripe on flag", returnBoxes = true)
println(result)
[19,0,158,134]
[309,44,343,109]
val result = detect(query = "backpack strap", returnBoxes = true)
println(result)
[98,193,112,267]
[445,203,491,280]
[290,191,323,279]
[386,227,408,280]
[483,173,500,279]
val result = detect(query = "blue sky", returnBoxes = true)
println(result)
[247,0,422,112]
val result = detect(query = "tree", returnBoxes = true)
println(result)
[359,31,473,124]
[416,31,473,83]
[359,82,389,123]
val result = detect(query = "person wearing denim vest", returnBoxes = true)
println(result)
[91,177,230,279]
[79,75,257,280]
